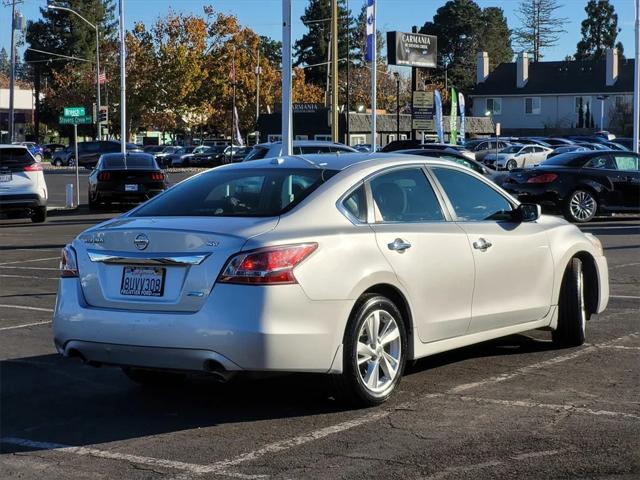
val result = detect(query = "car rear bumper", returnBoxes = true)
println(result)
[0,193,46,211]
[53,279,351,374]
[502,184,563,210]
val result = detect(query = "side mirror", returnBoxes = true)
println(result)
[517,203,541,222]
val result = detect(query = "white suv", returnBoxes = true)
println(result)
[0,145,48,223]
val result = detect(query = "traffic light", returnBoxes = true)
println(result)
[98,106,108,123]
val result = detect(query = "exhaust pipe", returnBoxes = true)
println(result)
[203,359,236,382]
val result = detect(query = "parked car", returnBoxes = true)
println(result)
[413,143,476,161]
[380,139,422,152]
[13,142,44,162]
[153,146,180,167]
[87,153,168,210]
[0,144,47,222]
[465,139,514,162]
[43,143,66,160]
[143,145,166,154]
[353,143,380,153]
[52,141,141,168]
[230,146,251,162]
[396,149,502,183]
[546,145,590,159]
[243,141,357,161]
[612,137,634,150]
[484,144,553,170]
[166,146,197,167]
[54,152,609,406]
[191,145,227,167]
[502,150,640,222]
[528,137,575,147]
[566,135,609,144]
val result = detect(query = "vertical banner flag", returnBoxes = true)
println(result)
[365,0,375,63]
[458,91,465,143]
[449,87,458,145]
[234,105,244,146]
[434,90,444,143]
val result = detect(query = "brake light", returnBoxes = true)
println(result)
[23,163,43,172]
[98,172,111,181]
[150,172,165,181]
[527,173,558,184]
[218,243,318,285]
[60,245,79,278]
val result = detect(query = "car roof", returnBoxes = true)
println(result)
[0,144,29,150]
[254,140,356,148]
[220,152,468,173]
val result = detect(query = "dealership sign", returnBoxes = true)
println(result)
[387,31,437,68]
[412,91,434,131]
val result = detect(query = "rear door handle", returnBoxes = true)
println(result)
[473,238,492,251]
[388,238,412,252]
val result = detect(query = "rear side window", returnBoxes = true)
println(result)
[342,185,367,222]
[432,167,512,221]
[297,146,332,154]
[0,148,34,167]
[132,168,337,217]
[103,155,157,169]
[613,154,639,171]
[370,167,444,223]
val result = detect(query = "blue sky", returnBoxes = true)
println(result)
[1,0,637,63]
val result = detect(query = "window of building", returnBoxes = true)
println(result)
[267,134,282,143]
[314,134,332,141]
[400,134,408,140]
[524,97,541,115]
[350,134,366,146]
[388,134,397,143]
[486,98,502,115]
[295,135,308,140]
[574,96,592,113]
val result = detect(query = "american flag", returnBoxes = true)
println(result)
[98,71,106,85]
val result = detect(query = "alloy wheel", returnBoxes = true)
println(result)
[569,191,596,221]
[356,309,402,395]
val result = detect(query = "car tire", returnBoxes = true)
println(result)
[30,206,47,223]
[68,158,76,167]
[35,154,43,162]
[53,159,63,166]
[552,258,587,348]
[563,189,597,223]
[121,367,186,387]
[333,294,407,407]
[88,193,100,211]
[506,159,517,171]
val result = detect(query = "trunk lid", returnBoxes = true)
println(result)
[72,216,277,312]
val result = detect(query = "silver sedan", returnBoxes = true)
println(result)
[54,153,609,406]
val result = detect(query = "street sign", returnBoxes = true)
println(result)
[59,115,93,125]
[64,107,86,117]
[412,91,434,131]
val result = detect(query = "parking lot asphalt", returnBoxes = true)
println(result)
[0,206,638,479]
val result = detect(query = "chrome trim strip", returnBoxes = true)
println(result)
[87,250,210,266]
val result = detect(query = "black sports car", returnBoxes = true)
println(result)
[88,153,169,210]
[502,150,640,222]
[395,149,506,183]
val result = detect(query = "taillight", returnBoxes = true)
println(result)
[98,172,111,181]
[23,163,43,172]
[60,245,79,278]
[527,173,558,184]
[150,172,165,181]
[218,243,318,285]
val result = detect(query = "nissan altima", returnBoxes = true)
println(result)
[53,153,609,406]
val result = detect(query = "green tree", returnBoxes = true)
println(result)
[420,0,483,95]
[294,0,356,85]
[575,0,623,60]
[0,48,10,76]
[513,0,566,62]
[260,36,282,67]
[480,7,513,70]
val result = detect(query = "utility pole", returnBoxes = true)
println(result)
[256,47,261,128]
[119,0,126,157]
[634,0,640,152]
[331,0,339,143]
[282,0,293,156]
[5,0,23,143]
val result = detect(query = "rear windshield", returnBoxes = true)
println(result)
[132,168,337,217]
[0,147,34,167]
[103,156,157,169]
[540,153,588,167]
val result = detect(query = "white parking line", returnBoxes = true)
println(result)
[610,295,640,300]
[580,225,640,230]
[447,331,640,394]
[0,256,59,266]
[0,265,59,271]
[456,395,640,420]
[0,321,52,331]
[0,304,54,313]
[0,273,59,280]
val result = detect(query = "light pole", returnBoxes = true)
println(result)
[48,3,102,141]
[393,71,400,141]
[119,0,126,155]
[596,95,609,131]
[634,0,640,152]
[282,0,293,156]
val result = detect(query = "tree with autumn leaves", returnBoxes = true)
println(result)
[30,5,324,142]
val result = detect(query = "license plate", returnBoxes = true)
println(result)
[120,267,165,297]
[0,173,12,182]
[125,184,138,192]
